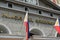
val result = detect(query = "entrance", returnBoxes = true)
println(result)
[0,25,9,34]
[30,29,43,37]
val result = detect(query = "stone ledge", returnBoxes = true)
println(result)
[0,35,24,40]
[0,38,23,40]
[32,37,60,40]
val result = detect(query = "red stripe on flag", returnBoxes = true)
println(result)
[24,22,29,32]
[24,22,29,40]
[54,26,60,34]
[26,32,28,40]
[53,0,56,3]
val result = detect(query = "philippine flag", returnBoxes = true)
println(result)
[54,18,60,34]
[24,11,29,40]
[52,0,57,4]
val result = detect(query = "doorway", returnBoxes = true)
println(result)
[29,29,43,37]
[0,25,10,34]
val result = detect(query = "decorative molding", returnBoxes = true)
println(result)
[6,0,60,14]
[2,14,55,25]
[35,19,55,25]
[2,14,22,20]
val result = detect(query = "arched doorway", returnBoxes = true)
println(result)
[0,25,11,34]
[29,29,43,37]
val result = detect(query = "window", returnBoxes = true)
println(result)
[50,13,53,17]
[25,7,28,11]
[39,11,41,14]
[8,3,12,8]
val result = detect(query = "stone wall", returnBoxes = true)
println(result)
[0,7,57,37]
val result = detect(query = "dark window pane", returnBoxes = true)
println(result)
[8,3,12,8]
[39,11,41,14]
[50,13,53,17]
[25,7,28,11]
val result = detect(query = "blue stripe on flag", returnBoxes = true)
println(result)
[28,21,30,38]
[59,19,60,26]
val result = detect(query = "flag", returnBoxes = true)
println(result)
[52,0,57,4]
[24,11,29,40]
[54,18,60,34]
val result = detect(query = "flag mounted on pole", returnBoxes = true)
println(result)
[54,18,60,34]
[52,0,57,4]
[23,11,29,40]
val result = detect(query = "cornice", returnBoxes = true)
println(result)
[5,0,60,15]
[0,6,56,20]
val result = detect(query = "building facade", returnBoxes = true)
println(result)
[0,0,60,38]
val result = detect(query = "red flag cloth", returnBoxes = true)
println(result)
[24,22,29,32]
[54,26,60,34]
[52,0,56,3]
[23,11,29,40]
[54,18,60,34]
[26,32,28,40]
